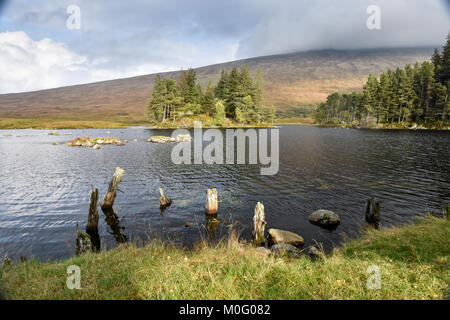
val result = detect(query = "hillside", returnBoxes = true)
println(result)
[0,47,433,123]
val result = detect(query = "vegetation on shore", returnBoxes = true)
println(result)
[314,35,450,129]
[148,66,276,127]
[1,215,448,300]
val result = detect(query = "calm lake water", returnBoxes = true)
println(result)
[0,125,449,262]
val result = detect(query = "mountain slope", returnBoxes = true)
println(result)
[0,47,433,122]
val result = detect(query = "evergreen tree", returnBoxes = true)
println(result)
[215,69,229,100]
[254,68,265,109]
[213,100,227,126]
[185,68,201,105]
[440,33,450,86]
[201,81,215,116]
[148,76,182,122]
[225,68,246,118]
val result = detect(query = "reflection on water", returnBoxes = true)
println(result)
[102,207,127,244]
[0,126,449,262]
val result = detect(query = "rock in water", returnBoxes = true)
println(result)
[176,134,192,142]
[270,243,302,258]
[147,136,176,144]
[308,210,340,228]
[268,228,304,246]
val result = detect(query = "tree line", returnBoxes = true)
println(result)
[148,66,275,126]
[314,34,450,127]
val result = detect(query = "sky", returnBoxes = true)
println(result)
[0,0,449,94]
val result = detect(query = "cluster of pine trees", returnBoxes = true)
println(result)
[315,35,450,127]
[148,66,275,126]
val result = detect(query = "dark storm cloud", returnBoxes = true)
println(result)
[3,0,449,65]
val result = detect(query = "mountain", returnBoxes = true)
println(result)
[0,47,433,122]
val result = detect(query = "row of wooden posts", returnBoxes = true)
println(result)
[77,166,381,254]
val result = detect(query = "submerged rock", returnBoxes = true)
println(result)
[268,228,304,246]
[308,209,340,228]
[48,131,60,136]
[270,243,302,258]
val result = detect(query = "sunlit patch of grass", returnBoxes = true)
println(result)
[0,118,130,129]
[1,216,448,300]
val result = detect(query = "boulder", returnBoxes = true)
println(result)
[93,144,101,150]
[308,210,340,228]
[176,134,192,142]
[268,228,304,246]
[270,243,302,258]
[147,136,176,144]
[303,245,323,259]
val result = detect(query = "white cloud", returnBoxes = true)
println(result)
[0,31,87,93]
[0,31,236,94]
[0,31,179,93]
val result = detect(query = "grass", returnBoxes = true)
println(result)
[274,117,315,125]
[1,215,448,300]
[0,116,274,130]
[0,118,132,129]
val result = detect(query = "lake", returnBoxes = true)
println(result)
[0,125,449,262]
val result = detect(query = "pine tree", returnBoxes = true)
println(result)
[440,33,450,86]
[185,68,201,105]
[177,71,188,104]
[432,49,442,84]
[213,100,227,126]
[225,68,246,119]
[215,69,229,100]
[254,68,265,109]
[201,81,215,116]
[377,73,391,122]
[363,74,379,122]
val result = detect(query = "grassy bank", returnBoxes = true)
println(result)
[0,117,275,130]
[0,118,133,130]
[1,215,448,300]
[314,121,450,131]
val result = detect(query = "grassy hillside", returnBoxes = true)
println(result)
[1,215,448,300]
[0,47,433,124]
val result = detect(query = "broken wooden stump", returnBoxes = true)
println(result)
[159,187,172,208]
[365,198,380,229]
[253,202,267,246]
[86,188,100,252]
[205,188,218,215]
[101,167,124,210]
[75,224,92,255]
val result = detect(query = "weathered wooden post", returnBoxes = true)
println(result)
[75,224,92,255]
[253,202,267,246]
[86,188,100,252]
[159,187,172,208]
[101,167,124,210]
[205,188,218,215]
[365,198,380,229]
